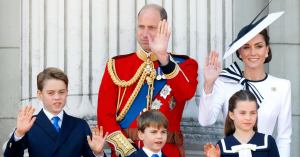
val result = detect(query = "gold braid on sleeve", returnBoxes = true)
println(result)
[106,131,136,156]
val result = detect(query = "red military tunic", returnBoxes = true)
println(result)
[97,50,198,157]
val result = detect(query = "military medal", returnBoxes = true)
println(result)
[156,67,166,80]
[156,75,162,80]
[160,85,171,99]
[151,99,162,110]
[169,96,176,110]
[156,74,166,80]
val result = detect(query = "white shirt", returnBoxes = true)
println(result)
[43,108,64,128]
[198,74,292,157]
[143,147,162,157]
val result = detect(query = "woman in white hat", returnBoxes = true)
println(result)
[198,12,291,157]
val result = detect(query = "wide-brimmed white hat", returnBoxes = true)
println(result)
[223,8,284,59]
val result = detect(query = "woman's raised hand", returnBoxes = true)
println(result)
[204,51,222,94]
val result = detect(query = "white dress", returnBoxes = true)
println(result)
[198,72,292,157]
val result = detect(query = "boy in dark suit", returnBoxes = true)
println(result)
[128,110,168,157]
[4,67,107,157]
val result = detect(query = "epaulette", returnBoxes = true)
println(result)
[169,52,190,60]
[112,52,136,60]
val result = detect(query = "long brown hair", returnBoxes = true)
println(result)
[224,90,259,136]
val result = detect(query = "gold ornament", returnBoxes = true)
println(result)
[108,54,156,122]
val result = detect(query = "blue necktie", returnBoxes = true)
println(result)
[151,154,159,157]
[52,116,60,133]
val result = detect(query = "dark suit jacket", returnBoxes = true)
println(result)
[127,149,167,157]
[4,110,106,157]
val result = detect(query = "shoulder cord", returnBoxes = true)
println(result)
[108,58,156,122]
[108,59,146,87]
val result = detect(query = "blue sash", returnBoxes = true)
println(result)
[119,55,186,128]
[119,79,166,128]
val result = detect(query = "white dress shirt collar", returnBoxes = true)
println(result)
[43,108,64,127]
[142,147,162,157]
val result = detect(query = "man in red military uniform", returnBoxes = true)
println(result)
[97,4,198,157]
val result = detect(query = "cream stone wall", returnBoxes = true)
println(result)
[1,0,299,156]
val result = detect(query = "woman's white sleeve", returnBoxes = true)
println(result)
[276,80,292,157]
[198,79,226,126]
